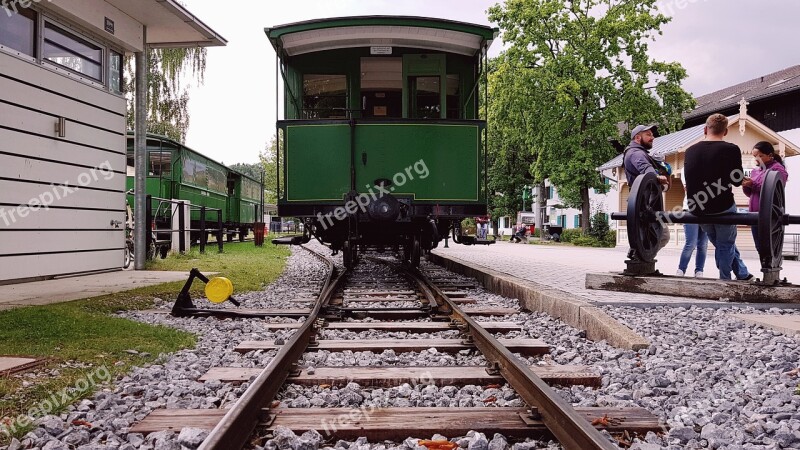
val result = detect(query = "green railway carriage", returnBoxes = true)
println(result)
[267,16,498,266]
[125,133,263,243]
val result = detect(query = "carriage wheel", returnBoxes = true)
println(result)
[627,173,664,262]
[758,171,785,270]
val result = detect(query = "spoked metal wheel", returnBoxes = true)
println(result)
[626,173,664,262]
[758,171,785,271]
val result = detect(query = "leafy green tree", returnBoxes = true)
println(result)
[259,136,281,205]
[125,48,206,143]
[227,162,262,181]
[486,55,538,222]
[488,0,695,232]
[225,136,280,205]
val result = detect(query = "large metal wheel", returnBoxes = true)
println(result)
[758,171,785,270]
[626,173,664,262]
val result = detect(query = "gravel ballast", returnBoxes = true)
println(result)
[9,243,800,450]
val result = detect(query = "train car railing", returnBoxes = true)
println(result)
[145,195,225,258]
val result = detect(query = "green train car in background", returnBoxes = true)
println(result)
[126,133,264,244]
[267,16,498,267]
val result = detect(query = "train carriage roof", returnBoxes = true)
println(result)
[265,16,498,57]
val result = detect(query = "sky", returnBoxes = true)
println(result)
[179,0,800,165]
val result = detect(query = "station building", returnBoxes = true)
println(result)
[0,0,224,284]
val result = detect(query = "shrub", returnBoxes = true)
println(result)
[571,231,617,248]
[559,229,583,243]
[589,212,611,240]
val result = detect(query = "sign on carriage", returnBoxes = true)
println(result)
[370,46,392,55]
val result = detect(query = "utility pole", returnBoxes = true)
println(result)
[133,27,147,270]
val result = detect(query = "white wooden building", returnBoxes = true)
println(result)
[0,0,225,284]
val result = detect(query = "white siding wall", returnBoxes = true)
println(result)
[0,52,127,283]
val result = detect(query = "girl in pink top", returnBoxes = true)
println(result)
[742,141,789,253]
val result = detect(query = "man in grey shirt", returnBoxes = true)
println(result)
[623,124,671,261]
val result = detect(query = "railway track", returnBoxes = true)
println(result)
[131,246,662,449]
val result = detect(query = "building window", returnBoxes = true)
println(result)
[560,215,567,227]
[547,186,554,200]
[43,21,104,82]
[573,215,581,229]
[0,7,36,57]
[110,49,123,94]
[302,74,347,119]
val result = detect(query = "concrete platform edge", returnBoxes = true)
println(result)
[427,253,651,351]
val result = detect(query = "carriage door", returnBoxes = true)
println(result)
[403,54,446,120]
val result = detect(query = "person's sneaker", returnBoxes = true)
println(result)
[694,271,703,278]
[676,270,685,277]
[738,274,754,281]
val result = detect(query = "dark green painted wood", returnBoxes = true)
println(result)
[280,122,483,203]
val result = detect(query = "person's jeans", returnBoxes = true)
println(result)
[751,225,760,254]
[678,223,708,274]
[701,205,749,280]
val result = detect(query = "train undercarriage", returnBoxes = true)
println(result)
[274,193,494,268]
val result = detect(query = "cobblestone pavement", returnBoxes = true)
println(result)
[432,241,800,308]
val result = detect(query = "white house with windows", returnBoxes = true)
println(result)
[0,0,225,284]
[494,180,616,236]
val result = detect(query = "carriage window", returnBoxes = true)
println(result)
[208,165,227,193]
[409,76,441,119]
[303,74,347,119]
[361,57,402,118]
[0,7,36,56]
[182,159,196,185]
[446,74,461,119]
[149,151,172,176]
[43,21,103,82]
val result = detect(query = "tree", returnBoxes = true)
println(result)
[486,55,538,223]
[125,48,207,143]
[259,136,281,205]
[488,0,695,232]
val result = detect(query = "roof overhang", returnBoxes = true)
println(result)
[266,16,498,57]
[105,0,227,48]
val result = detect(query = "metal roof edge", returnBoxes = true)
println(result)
[154,0,227,47]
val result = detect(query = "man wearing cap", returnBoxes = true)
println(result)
[623,124,671,260]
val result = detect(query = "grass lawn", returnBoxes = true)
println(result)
[0,241,290,441]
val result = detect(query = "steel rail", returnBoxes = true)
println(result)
[381,259,616,450]
[198,246,346,450]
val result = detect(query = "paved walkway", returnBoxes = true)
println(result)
[0,270,191,310]
[433,242,800,308]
